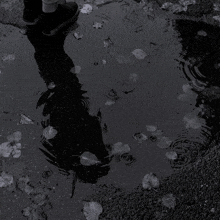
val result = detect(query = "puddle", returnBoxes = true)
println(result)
[1,1,220,219]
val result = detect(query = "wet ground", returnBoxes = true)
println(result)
[2,0,220,219]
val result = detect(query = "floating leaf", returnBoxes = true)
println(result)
[105,100,115,106]
[157,136,172,149]
[161,193,176,209]
[2,54,15,62]
[131,49,147,60]
[80,151,101,166]
[102,59,106,64]
[47,82,56,90]
[74,65,81,74]
[20,114,34,124]
[146,125,157,132]
[73,32,83,40]
[142,173,159,190]
[43,126,58,140]
[7,131,22,143]
[111,142,130,155]
[22,207,32,217]
[83,201,103,220]
[183,113,204,129]
[80,4,93,14]
[0,142,13,157]
[93,22,103,29]
[133,132,148,143]
[0,172,13,187]
[177,93,197,102]
[182,83,194,94]
[165,151,177,160]
[115,54,131,64]
[11,148,21,158]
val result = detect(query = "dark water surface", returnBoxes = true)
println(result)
[1,2,220,219]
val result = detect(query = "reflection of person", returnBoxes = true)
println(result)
[26,27,110,188]
[23,0,79,36]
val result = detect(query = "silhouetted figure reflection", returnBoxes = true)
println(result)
[25,26,110,192]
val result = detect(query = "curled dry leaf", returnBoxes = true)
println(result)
[133,132,148,143]
[157,136,172,149]
[0,172,13,187]
[142,173,159,190]
[146,125,157,132]
[80,151,101,166]
[103,37,114,48]
[20,114,34,124]
[111,142,130,155]
[161,193,176,209]
[43,126,58,140]
[80,4,93,14]
[131,49,147,60]
[165,151,177,160]
[83,201,103,220]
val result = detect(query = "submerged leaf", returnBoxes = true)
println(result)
[83,201,103,220]
[20,114,34,124]
[7,131,22,143]
[183,113,204,129]
[142,173,159,190]
[165,151,177,160]
[105,100,115,106]
[0,172,13,187]
[146,125,157,132]
[157,136,172,149]
[80,152,101,166]
[129,73,138,82]
[2,54,15,62]
[111,142,130,155]
[132,49,147,60]
[43,126,58,140]
[161,193,176,209]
